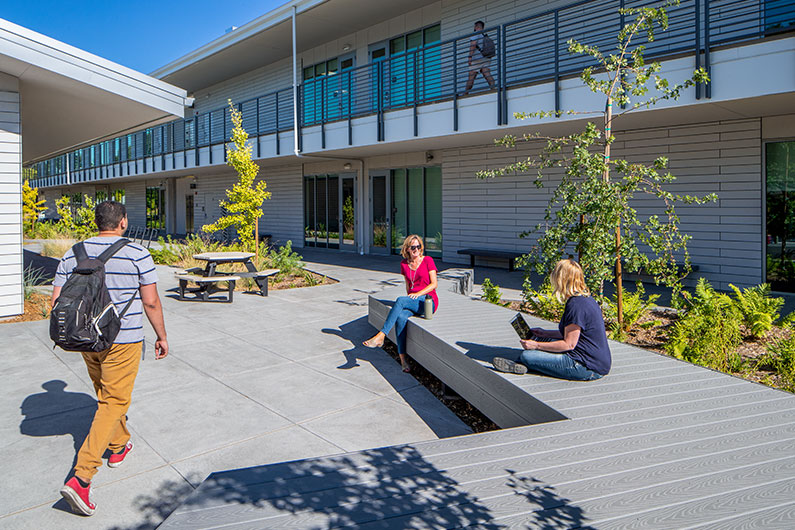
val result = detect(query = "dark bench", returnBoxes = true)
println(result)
[457,248,524,271]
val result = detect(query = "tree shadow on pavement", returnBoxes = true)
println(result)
[151,444,592,529]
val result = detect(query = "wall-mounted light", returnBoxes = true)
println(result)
[343,162,352,170]
[425,151,434,163]
[342,43,352,51]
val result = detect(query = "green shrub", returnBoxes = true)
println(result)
[481,278,508,307]
[522,279,564,321]
[760,337,795,392]
[665,278,743,372]
[267,240,304,280]
[23,266,50,300]
[729,283,784,338]
[602,282,660,340]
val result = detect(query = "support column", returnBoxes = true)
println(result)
[0,74,22,317]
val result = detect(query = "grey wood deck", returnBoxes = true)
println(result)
[160,287,795,529]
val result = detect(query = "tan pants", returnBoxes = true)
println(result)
[74,342,142,481]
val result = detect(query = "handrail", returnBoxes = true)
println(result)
[28,0,795,186]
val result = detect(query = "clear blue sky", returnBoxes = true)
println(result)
[2,0,285,74]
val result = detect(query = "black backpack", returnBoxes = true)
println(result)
[50,239,136,352]
[480,33,496,58]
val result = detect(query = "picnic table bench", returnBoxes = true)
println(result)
[457,248,524,271]
[174,251,280,302]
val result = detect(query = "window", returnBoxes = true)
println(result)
[112,189,126,204]
[95,190,108,202]
[146,187,165,229]
[766,141,795,291]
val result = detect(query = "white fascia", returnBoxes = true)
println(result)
[0,17,192,115]
[151,0,329,80]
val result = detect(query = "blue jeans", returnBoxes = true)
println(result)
[519,349,603,381]
[380,295,430,355]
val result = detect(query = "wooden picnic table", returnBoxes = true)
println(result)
[193,252,278,297]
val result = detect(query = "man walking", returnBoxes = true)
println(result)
[52,201,168,516]
[465,20,496,93]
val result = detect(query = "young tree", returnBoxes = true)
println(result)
[202,100,271,253]
[478,1,715,328]
[22,179,47,233]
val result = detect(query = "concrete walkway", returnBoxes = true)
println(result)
[0,252,470,529]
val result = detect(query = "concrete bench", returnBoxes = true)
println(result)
[177,274,240,303]
[457,248,524,271]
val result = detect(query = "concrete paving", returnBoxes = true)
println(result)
[0,250,471,529]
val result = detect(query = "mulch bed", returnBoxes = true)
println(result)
[380,339,500,434]
[0,292,51,324]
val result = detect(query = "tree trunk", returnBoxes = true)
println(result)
[255,221,259,259]
[604,95,624,330]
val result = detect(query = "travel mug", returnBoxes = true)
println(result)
[424,296,433,319]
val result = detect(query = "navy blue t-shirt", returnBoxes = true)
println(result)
[558,295,611,375]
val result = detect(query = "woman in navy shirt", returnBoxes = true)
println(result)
[493,259,611,380]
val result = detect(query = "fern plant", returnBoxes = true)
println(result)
[729,283,783,338]
[522,278,565,321]
[602,282,660,340]
[481,278,509,307]
[665,278,743,372]
[759,337,795,392]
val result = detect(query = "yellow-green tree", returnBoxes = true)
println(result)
[22,179,47,232]
[202,100,271,252]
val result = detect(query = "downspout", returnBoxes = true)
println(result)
[292,5,366,254]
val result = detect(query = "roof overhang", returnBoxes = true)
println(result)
[152,0,432,93]
[0,18,193,163]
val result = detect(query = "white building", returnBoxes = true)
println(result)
[25,0,795,293]
[0,18,190,317]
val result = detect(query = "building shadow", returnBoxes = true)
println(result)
[19,380,96,483]
[145,445,591,529]
[23,249,59,282]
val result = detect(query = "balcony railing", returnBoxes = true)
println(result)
[28,0,794,187]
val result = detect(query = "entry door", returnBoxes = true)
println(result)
[340,175,357,250]
[370,171,390,254]
[185,194,194,233]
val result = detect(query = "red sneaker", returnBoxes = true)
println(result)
[108,440,133,468]
[60,477,96,516]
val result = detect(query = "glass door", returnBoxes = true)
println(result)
[766,141,795,291]
[340,175,356,250]
[370,171,390,254]
[185,194,194,234]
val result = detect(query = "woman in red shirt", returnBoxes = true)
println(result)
[364,235,438,372]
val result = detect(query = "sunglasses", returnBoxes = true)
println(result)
[409,244,422,250]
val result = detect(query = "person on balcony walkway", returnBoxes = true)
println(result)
[465,20,496,93]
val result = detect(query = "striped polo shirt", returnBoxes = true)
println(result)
[53,236,158,344]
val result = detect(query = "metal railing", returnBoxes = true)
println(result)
[28,0,794,186]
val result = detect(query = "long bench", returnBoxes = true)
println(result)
[457,248,524,271]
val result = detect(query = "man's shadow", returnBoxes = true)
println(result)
[20,380,97,485]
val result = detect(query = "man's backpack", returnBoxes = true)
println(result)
[480,33,496,58]
[50,239,136,352]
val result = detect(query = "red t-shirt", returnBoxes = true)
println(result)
[400,256,438,311]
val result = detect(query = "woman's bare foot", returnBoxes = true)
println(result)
[363,332,385,348]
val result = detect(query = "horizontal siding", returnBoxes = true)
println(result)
[441,0,574,40]
[442,118,763,289]
[0,90,21,317]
